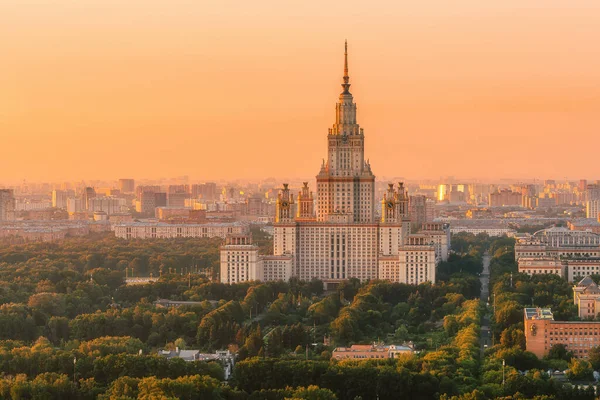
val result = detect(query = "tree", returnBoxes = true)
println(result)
[546,344,573,362]
[588,346,600,370]
[567,358,593,381]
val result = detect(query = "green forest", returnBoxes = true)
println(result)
[0,232,596,399]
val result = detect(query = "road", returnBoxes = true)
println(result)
[479,254,491,356]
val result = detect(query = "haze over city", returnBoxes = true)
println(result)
[2,0,600,183]
[6,1,600,399]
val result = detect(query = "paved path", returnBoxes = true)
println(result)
[479,254,491,356]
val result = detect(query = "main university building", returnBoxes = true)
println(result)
[220,42,449,286]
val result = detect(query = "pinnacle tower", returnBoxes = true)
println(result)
[316,41,375,223]
[342,39,351,94]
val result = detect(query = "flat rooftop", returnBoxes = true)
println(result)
[524,308,554,321]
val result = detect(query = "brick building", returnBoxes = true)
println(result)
[524,308,600,358]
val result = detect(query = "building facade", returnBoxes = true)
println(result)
[0,190,15,221]
[219,234,292,284]
[331,343,414,360]
[517,257,565,278]
[573,276,600,319]
[218,43,447,286]
[489,189,522,207]
[119,179,135,194]
[115,221,248,239]
[524,307,600,358]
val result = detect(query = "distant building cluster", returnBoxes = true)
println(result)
[516,227,600,281]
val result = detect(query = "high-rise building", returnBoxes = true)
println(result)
[221,42,446,286]
[136,191,167,214]
[0,190,16,221]
[586,199,600,220]
[82,187,96,210]
[119,179,135,193]
[136,185,161,200]
[67,197,84,214]
[168,184,189,194]
[88,197,127,215]
[489,189,522,207]
[168,192,189,207]
[52,190,69,209]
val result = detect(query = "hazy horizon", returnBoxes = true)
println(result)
[2,0,599,182]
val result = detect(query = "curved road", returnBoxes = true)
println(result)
[480,254,491,356]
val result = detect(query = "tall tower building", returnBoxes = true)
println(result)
[316,41,375,223]
[0,190,15,221]
[223,42,447,286]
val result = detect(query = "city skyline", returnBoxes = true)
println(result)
[2,1,600,182]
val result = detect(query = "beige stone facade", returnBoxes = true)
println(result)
[221,43,447,286]
[518,257,565,278]
[573,276,600,319]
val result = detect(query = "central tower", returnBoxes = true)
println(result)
[316,40,375,223]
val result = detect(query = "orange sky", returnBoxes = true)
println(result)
[1,0,599,183]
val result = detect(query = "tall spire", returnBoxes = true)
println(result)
[342,40,351,94]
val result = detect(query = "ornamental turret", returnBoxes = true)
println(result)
[296,182,315,221]
[275,183,294,223]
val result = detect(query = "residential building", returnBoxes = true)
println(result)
[82,187,96,210]
[489,189,522,207]
[155,207,192,220]
[587,199,600,220]
[136,191,167,214]
[0,190,15,221]
[51,190,69,209]
[119,179,135,193]
[524,307,600,358]
[67,197,84,214]
[88,197,127,215]
[168,192,189,207]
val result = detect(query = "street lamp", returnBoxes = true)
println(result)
[73,356,77,386]
[502,359,505,388]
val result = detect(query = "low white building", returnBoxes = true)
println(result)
[518,256,565,278]
[114,221,248,239]
[450,226,515,237]
[158,349,236,380]
[567,259,600,282]
[378,244,436,285]
[219,234,292,284]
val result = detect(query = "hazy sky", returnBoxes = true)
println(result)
[1,0,599,183]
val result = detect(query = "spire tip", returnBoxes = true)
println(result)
[342,40,350,93]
